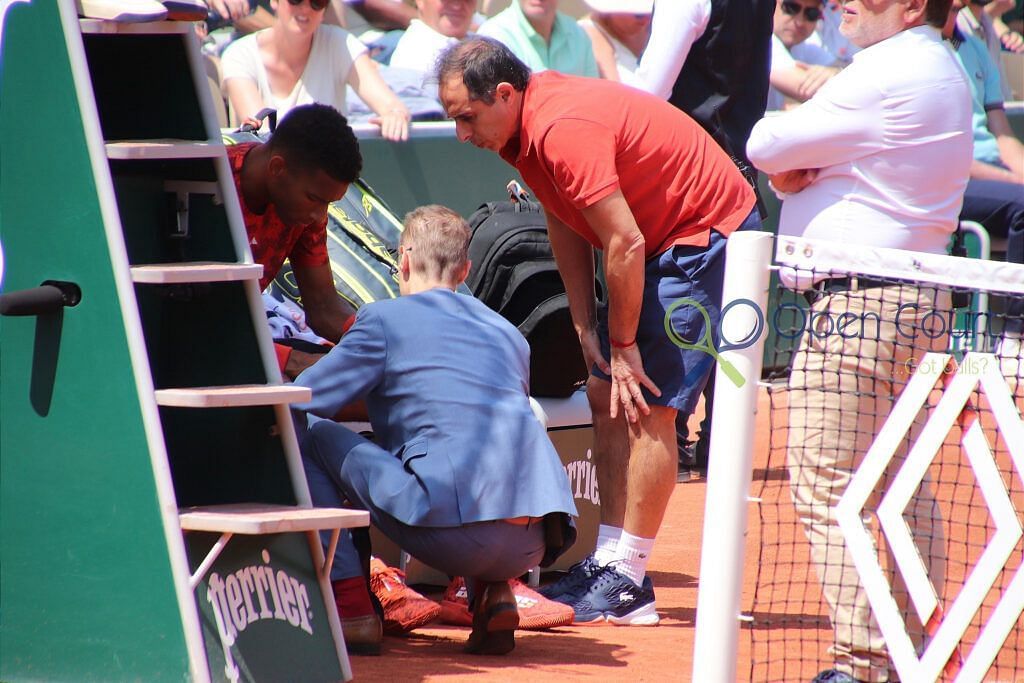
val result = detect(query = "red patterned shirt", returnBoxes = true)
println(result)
[228,143,329,291]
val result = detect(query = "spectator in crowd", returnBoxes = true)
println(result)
[944,0,1024,378]
[203,0,414,39]
[389,0,476,72]
[630,0,774,478]
[968,0,1024,51]
[986,0,1024,49]
[220,0,411,140]
[333,0,417,63]
[746,0,972,677]
[632,0,772,173]
[205,0,256,26]
[337,0,416,33]
[577,0,652,83]
[811,0,861,62]
[767,0,841,110]
[294,204,578,656]
[478,0,599,76]
[957,0,1024,102]
[437,37,759,625]
[228,104,359,376]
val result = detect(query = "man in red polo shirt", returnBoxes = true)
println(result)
[227,103,360,377]
[437,37,760,625]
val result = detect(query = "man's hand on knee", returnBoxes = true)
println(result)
[609,344,661,423]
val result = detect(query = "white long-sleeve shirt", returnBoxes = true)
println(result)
[631,0,711,99]
[747,26,973,256]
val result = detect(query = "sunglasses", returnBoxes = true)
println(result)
[287,0,328,12]
[780,0,822,21]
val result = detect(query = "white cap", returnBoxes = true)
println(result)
[583,0,654,13]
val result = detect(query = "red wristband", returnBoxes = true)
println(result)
[610,337,636,349]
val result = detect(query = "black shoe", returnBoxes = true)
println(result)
[692,435,709,472]
[678,439,709,481]
[464,581,518,655]
[677,440,697,481]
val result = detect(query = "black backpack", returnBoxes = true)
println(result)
[466,184,600,397]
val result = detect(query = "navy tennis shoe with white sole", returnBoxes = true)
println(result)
[538,555,602,603]
[569,565,659,626]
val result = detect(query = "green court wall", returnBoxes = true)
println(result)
[1,2,190,679]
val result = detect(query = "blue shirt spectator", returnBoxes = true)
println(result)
[955,30,1008,166]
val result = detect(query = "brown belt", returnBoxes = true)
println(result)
[504,516,543,526]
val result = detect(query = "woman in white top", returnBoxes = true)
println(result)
[578,0,652,83]
[221,0,410,140]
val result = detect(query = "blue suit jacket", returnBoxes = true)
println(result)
[294,288,577,529]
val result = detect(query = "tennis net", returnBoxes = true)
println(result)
[745,234,1024,683]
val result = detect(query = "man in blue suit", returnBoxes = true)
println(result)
[294,204,577,655]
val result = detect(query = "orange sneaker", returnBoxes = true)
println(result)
[369,557,441,635]
[440,577,574,630]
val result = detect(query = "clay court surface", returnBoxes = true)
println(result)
[350,381,1024,682]
[351,484,713,682]
[349,390,773,682]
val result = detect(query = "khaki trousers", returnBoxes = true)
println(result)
[786,285,950,682]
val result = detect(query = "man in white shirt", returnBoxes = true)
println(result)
[747,0,972,679]
[768,0,841,110]
[389,0,476,72]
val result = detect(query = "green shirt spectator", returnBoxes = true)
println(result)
[478,0,599,77]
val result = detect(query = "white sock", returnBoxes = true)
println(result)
[615,530,655,586]
[592,524,622,567]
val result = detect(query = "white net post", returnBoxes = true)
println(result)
[692,231,774,683]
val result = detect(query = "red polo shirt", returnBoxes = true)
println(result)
[500,71,755,257]
[228,143,329,291]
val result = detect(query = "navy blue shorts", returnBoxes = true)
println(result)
[593,219,741,416]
